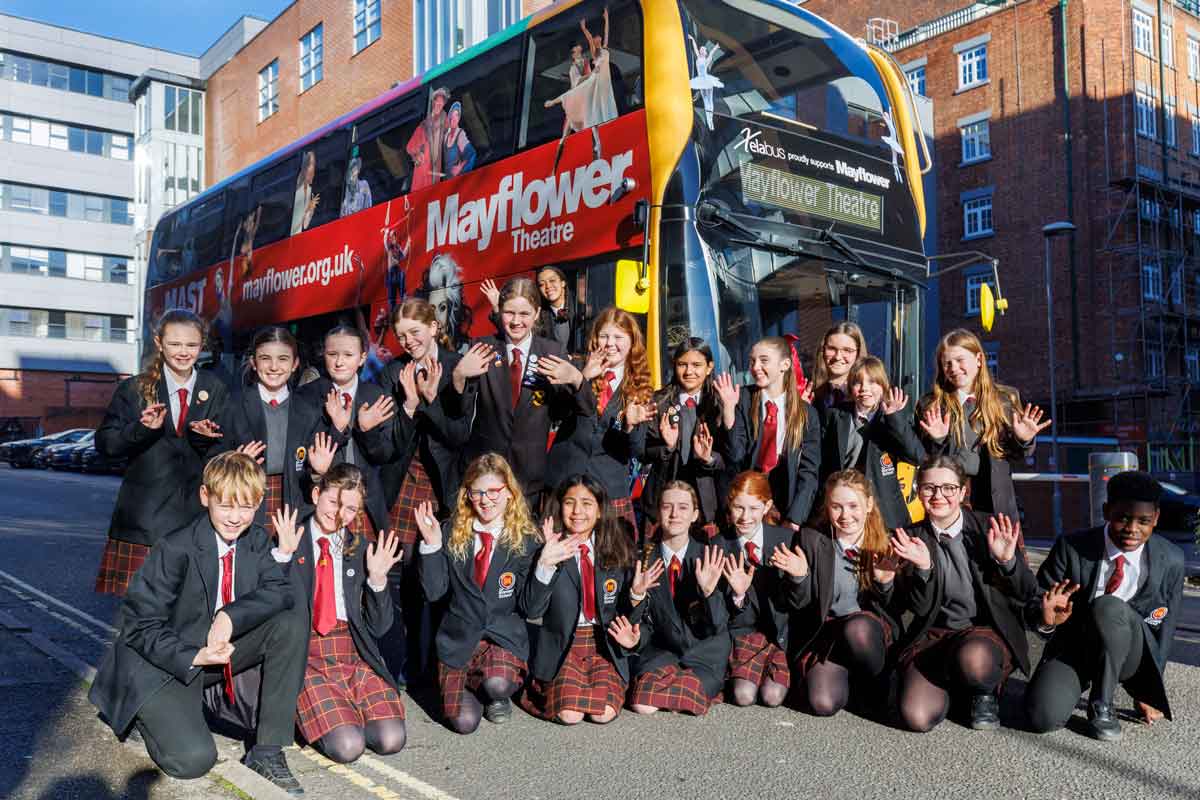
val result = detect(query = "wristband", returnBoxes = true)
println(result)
[1037,623,1057,635]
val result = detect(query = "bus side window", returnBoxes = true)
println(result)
[353,93,425,210]
[435,38,522,177]
[186,192,226,273]
[221,178,251,266]
[250,155,301,249]
[521,0,644,151]
[306,130,348,229]
[155,209,187,284]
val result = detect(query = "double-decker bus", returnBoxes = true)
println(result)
[145,0,929,394]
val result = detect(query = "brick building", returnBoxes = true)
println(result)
[805,0,1200,481]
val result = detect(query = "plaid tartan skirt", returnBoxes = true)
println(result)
[610,495,637,541]
[437,640,527,721]
[728,631,791,690]
[388,457,438,553]
[296,623,405,743]
[897,625,1015,688]
[518,626,626,721]
[347,509,376,544]
[629,664,713,716]
[94,539,151,596]
[796,612,894,679]
[263,473,284,518]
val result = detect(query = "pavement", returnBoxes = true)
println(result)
[2,464,1200,800]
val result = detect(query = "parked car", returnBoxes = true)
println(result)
[2,428,91,468]
[45,432,95,470]
[1157,481,1200,544]
[80,443,127,475]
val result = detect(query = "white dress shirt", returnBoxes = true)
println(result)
[214,534,236,614]
[418,517,502,569]
[534,532,598,625]
[739,524,766,564]
[1094,524,1145,601]
[661,540,689,571]
[258,382,290,405]
[164,368,198,430]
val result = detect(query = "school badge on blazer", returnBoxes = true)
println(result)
[498,571,516,599]
[295,446,307,472]
[197,389,209,403]
[879,452,896,477]
[1146,606,1169,626]
[603,578,618,604]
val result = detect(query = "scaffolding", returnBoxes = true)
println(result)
[1100,0,1200,471]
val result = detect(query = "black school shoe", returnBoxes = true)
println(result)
[483,698,512,724]
[969,693,1001,730]
[243,747,304,795]
[1086,701,1122,742]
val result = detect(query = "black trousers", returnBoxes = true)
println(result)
[134,610,308,779]
[1025,595,1146,732]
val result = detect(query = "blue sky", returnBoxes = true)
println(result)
[4,0,294,55]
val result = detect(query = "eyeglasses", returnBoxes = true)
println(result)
[468,487,506,501]
[917,483,962,498]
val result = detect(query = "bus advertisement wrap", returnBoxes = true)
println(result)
[148,110,651,350]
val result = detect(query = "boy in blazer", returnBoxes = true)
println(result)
[89,453,307,794]
[1025,470,1185,741]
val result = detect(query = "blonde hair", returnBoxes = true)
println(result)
[447,453,539,561]
[929,329,1019,458]
[848,356,891,397]
[749,337,807,451]
[586,307,653,408]
[811,322,867,393]
[822,470,888,592]
[391,297,450,350]
[316,464,367,558]
[203,451,266,506]
[138,309,206,405]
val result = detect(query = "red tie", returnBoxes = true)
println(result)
[474,531,494,588]
[341,392,352,410]
[509,349,523,408]
[685,397,697,410]
[269,398,279,407]
[579,543,597,622]
[598,371,615,414]
[313,537,337,635]
[668,556,682,598]
[176,387,189,435]
[845,548,859,563]
[219,548,236,703]
[755,401,779,473]
[745,541,760,566]
[1105,554,1126,595]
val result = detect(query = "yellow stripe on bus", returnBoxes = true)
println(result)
[865,47,925,238]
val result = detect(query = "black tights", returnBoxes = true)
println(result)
[448,676,519,735]
[804,614,888,717]
[316,719,407,763]
[899,633,1006,732]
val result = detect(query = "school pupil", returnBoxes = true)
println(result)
[480,265,580,352]
[821,357,925,529]
[297,324,396,539]
[518,474,662,724]
[540,307,657,534]
[1025,470,1185,741]
[718,471,800,708]
[889,456,1036,732]
[271,465,407,763]
[777,471,901,717]
[95,309,230,596]
[807,322,867,421]
[917,329,1050,521]
[719,337,821,529]
[89,453,308,794]
[451,277,570,511]
[641,338,728,535]
[628,481,731,716]
[219,326,324,525]
[416,454,539,733]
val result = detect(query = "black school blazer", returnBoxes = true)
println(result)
[418,522,537,667]
[376,347,470,512]
[284,518,399,692]
[895,511,1037,674]
[296,377,393,531]
[97,372,230,547]
[547,374,649,501]
[717,524,798,650]
[639,389,731,525]
[821,404,926,530]
[1028,527,1185,719]
[89,516,293,736]
[782,527,902,655]
[454,335,571,497]
[520,549,646,682]
[217,384,324,526]
[728,391,821,526]
[632,538,732,696]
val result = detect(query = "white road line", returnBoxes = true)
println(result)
[0,584,112,646]
[356,754,464,800]
[0,567,116,634]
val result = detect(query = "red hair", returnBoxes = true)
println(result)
[727,470,773,505]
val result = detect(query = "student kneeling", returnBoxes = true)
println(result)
[1025,470,1185,741]
[90,452,308,794]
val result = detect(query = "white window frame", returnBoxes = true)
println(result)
[299,24,324,92]
[1191,115,1200,155]
[1147,345,1165,378]
[9,114,31,144]
[1166,98,1177,147]
[354,0,382,54]
[984,346,999,378]
[958,44,988,90]
[258,60,280,121]
[1190,37,1200,79]
[961,120,991,164]
[965,272,997,314]
[1169,264,1184,304]
[1136,92,1158,139]
[964,196,994,238]
[906,66,926,98]
[1134,10,1155,58]
[1187,348,1200,383]
[1143,259,1164,300]
[1162,20,1175,67]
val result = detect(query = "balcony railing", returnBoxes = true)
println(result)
[882,3,1006,53]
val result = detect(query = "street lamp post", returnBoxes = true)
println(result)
[1042,221,1076,538]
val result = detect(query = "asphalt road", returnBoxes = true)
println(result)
[2,464,1199,800]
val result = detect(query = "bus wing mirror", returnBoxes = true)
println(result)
[615,259,650,314]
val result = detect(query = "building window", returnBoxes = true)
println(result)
[984,345,999,377]
[1,113,131,160]
[1169,265,1184,304]
[300,24,324,92]
[1166,98,1177,147]
[354,0,382,54]
[960,120,991,163]
[963,196,994,238]
[1136,92,1158,139]
[1190,38,1200,79]
[958,44,988,90]
[0,183,133,225]
[1147,344,1165,378]
[165,86,203,135]
[965,272,997,315]
[258,60,280,121]
[1143,259,1163,300]
[1134,10,1155,57]
[1140,197,1162,222]
[1163,20,1174,67]
[1187,348,1200,383]
[0,51,132,102]
[1191,116,1200,155]
[906,66,926,97]
[0,306,133,342]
